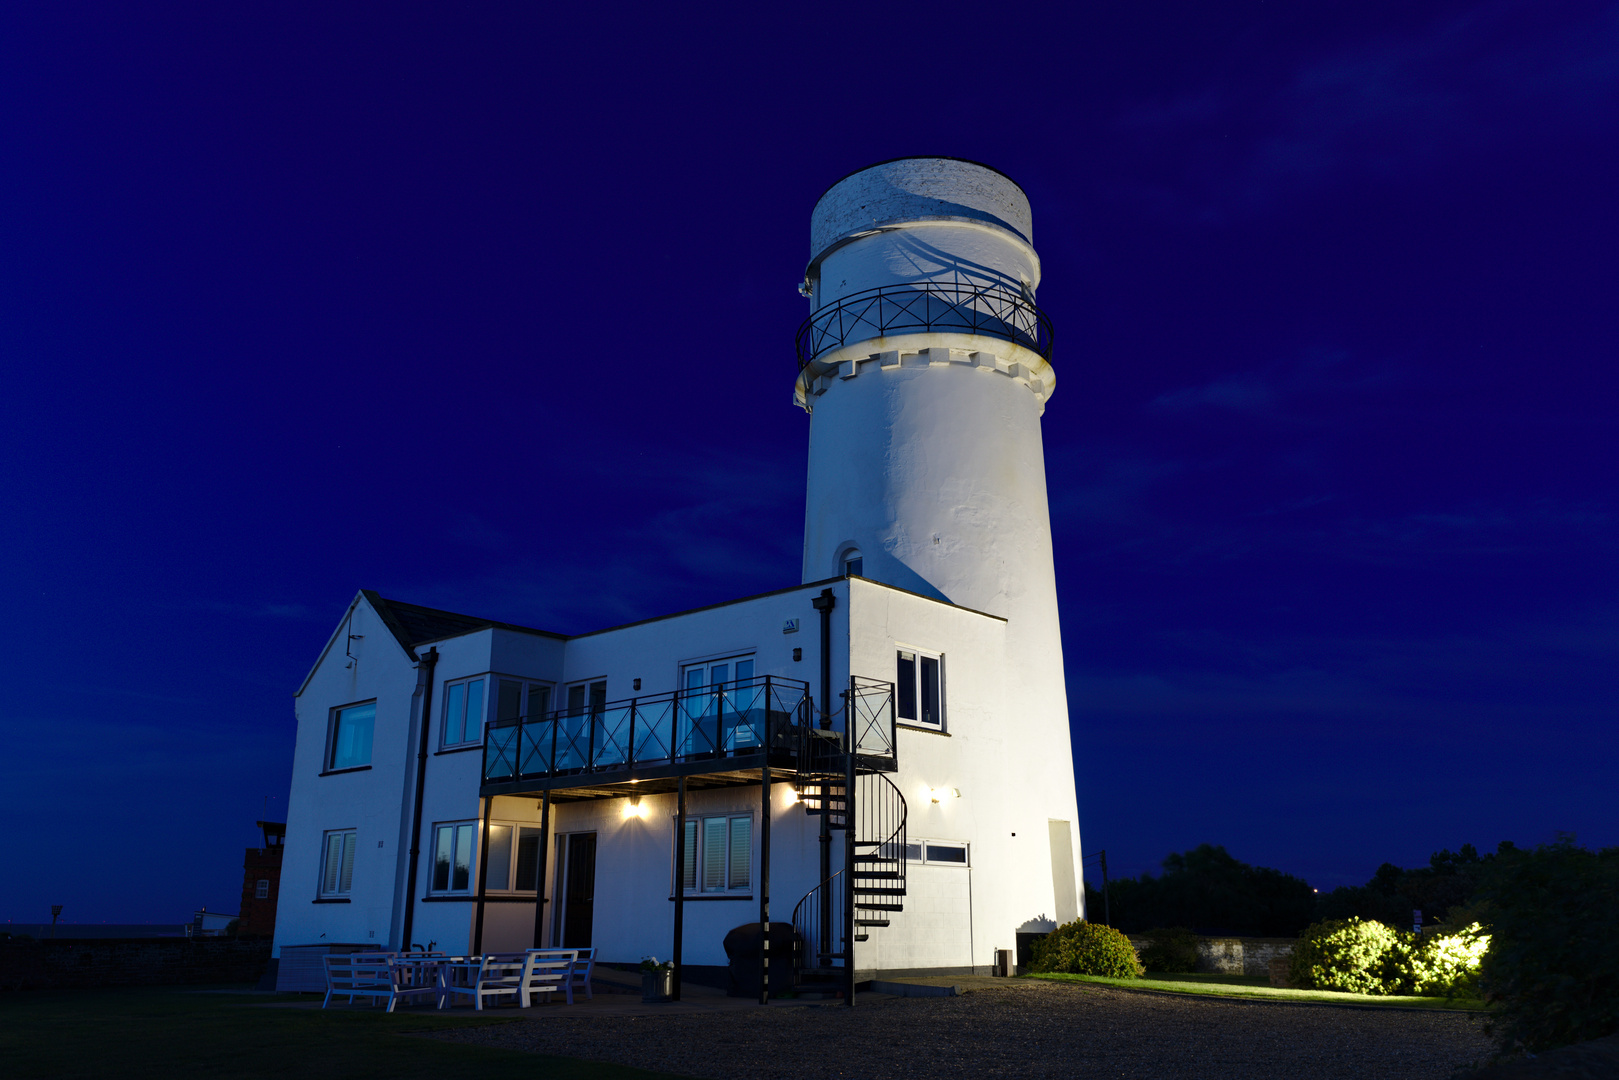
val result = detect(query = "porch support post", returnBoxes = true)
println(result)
[760,758,771,1005]
[531,789,551,947]
[672,775,686,1001]
[472,795,492,954]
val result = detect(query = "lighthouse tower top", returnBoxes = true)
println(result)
[794,158,1052,414]
[809,157,1034,263]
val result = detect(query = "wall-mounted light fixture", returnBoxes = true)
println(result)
[633,678,642,691]
[929,787,961,804]
[623,795,647,820]
[793,648,802,662]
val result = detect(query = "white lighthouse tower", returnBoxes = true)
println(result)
[796,157,1083,935]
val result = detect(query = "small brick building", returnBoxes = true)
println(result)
[238,821,285,938]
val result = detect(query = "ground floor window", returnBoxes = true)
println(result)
[677,814,752,894]
[429,819,543,895]
[430,821,477,894]
[484,823,544,892]
[905,838,969,866]
[320,829,356,896]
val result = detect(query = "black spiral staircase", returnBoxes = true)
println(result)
[790,723,907,1002]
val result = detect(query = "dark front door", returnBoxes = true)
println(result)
[562,833,597,948]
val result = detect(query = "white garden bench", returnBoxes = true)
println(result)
[321,952,439,1012]
[441,951,572,1010]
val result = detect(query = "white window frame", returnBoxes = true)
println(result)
[905,837,970,867]
[895,645,945,729]
[494,676,554,726]
[444,674,554,750]
[254,879,270,900]
[326,700,376,771]
[319,829,357,897]
[440,677,487,749]
[840,547,863,578]
[673,813,754,896]
[427,820,479,895]
[480,820,545,895]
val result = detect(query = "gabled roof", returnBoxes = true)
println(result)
[361,589,567,654]
[295,590,567,698]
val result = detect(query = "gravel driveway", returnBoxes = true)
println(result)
[437,979,1495,1079]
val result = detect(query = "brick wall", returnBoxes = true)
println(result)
[0,937,272,991]
[239,845,284,938]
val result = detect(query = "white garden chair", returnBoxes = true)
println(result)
[566,947,596,1002]
[441,952,544,1010]
[521,948,579,1005]
[322,952,437,1012]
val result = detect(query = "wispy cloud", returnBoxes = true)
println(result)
[390,450,804,635]
[1116,2,1619,222]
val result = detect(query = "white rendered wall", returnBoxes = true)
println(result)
[532,580,849,965]
[275,597,423,956]
[800,159,1083,963]
[844,578,1081,975]
[406,626,563,953]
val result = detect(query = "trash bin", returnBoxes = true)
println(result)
[722,922,800,997]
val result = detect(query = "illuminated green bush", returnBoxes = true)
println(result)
[1137,927,1200,973]
[1289,918,1406,994]
[1403,923,1489,997]
[1030,920,1145,978]
[1290,917,1490,996]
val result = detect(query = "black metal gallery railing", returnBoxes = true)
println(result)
[795,281,1053,370]
[482,676,812,784]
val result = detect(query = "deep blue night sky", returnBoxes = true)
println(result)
[3,2,1615,925]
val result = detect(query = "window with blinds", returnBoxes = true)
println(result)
[321,829,356,896]
[677,814,753,895]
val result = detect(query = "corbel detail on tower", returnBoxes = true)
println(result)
[797,344,1053,415]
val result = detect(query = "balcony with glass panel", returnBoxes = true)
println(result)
[479,674,897,802]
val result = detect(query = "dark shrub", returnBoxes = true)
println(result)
[1138,927,1200,973]
[1029,920,1144,978]
[1474,839,1619,1054]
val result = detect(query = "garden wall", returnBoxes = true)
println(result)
[0,937,272,991]
[1128,935,1294,977]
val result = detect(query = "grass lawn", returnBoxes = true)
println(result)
[1025,971,1491,1011]
[0,985,695,1080]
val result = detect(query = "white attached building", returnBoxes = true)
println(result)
[273,158,1083,992]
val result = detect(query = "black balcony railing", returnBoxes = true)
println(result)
[795,281,1053,371]
[847,675,897,761]
[482,676,814,785]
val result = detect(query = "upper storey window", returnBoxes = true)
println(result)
[840,547,863,578]
[441,678,486,748]
[896,648,943,729]
[328,701,375,771]
[444,676,552,749]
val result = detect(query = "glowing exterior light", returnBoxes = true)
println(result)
[623,796,646,820]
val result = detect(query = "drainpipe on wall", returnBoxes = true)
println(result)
[811,588,835,728]
[400,646,439,951]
